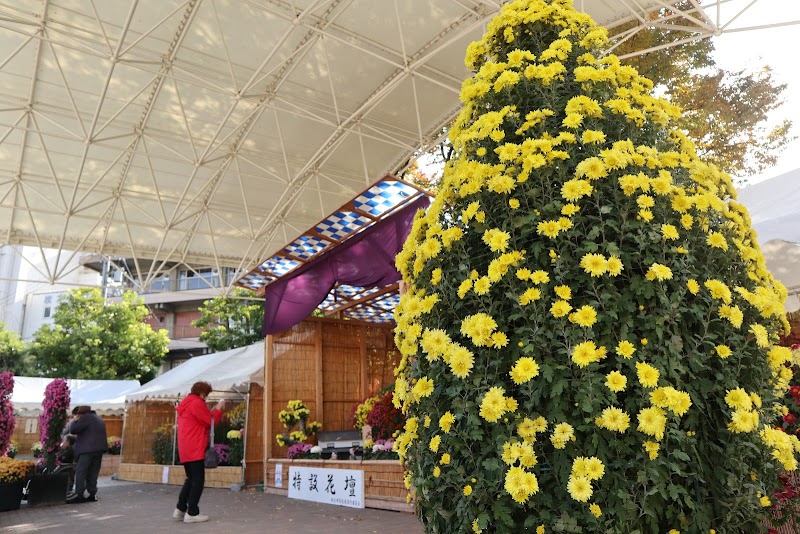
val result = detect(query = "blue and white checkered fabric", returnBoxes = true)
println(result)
[258,256,300,276]
[284,235,330,259]
[371,293,400,311]
[237,272,270,290]
[315,211,371,240]
[354,180,415,217]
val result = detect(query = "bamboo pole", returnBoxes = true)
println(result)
[360,324,368,398]
[315,321,324,427]
[264,335,273,477]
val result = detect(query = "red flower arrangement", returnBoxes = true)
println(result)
[39,378,70,471]
[365,392,404,441]
[0,372,15,456]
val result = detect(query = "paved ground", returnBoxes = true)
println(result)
[0,477,424,533]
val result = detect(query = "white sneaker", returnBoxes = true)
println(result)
[172,509,186,521]
[183,514,209,523]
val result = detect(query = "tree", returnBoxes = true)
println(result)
[192,287,264,352]
[0,322,28,375]
[29,288,169,382]
[611,2,793,177]
[393,1,795,532]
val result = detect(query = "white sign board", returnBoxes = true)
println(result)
[274,463,283,487]
[287,466,364,509]
[162,466,170,484]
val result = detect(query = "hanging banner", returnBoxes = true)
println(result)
[287,466,364,509]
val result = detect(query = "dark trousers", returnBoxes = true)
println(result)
[74,452,103,497]
[177,460,205,516]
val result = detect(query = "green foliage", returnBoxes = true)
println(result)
[192,287,264,352]
[612,1,793,177]
[152,423,177,465]
[0,322,28,375]
[28,288,169,382]
[392,1,796,533]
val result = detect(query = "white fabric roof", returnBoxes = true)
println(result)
[126,340,264,401]
[1,0,794,290]
[11,376,141,415]
[737,167,800,311]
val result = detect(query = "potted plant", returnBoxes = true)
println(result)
[0,372,15,458]
[275,399,321,450]
[25,378,70,506]
[0,457,35,512]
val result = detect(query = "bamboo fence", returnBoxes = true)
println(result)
[268,317,400,459]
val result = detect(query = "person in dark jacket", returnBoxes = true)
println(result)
[173,381,225,524]
[66,405,107,503]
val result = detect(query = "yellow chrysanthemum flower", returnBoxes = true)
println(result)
[646,263,672,281]
[636,362,660,388]
[510,357,540,384]
[580,253,607,276]
[605,371,627,392]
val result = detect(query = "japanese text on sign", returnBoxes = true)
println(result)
[287,466,364,509]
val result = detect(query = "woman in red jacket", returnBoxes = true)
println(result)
[172,381,225,523]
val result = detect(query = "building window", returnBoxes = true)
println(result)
[43,295,53,318]
[150,275,170,292]
[178,268,219,290]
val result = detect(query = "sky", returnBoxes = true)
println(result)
[711,1,800,185]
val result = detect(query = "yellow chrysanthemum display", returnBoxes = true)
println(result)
[392,0,793,531]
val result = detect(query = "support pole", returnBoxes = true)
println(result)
[264,335,273,484]
[315,321,323,428]
[241,392,249,484]
[171,401,178,466]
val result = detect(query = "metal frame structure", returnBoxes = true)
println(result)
[0,0,796,295]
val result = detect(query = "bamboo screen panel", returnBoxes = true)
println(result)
[121,400,177,464]
[105,416,123,439]
[365,326,401,397]
[322,321,364,432]
[245,382,264,485]
[271,321,318,458]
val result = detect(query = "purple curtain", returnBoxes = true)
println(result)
[262,195,430,335]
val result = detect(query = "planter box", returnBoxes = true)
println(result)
[0,481,24,512]
[117,463,243,488]
[265,458,412,513]
[100,455,121,477]
[24,473,69,507]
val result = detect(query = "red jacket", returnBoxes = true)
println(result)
[176,394,223,463]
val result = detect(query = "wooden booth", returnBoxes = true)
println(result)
[117,342,265,489]
[262,316,409,511]
[235,177,432,511]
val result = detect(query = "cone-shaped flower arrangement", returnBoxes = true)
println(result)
[392,1,797,532]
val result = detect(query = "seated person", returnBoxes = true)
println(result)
[58,434,77,493]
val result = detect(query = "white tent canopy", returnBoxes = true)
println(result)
[125,341,264,401]
[1,0,796,291]
[737,167,800,311]
[11,376,141,415]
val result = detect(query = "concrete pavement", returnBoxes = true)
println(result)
[0,477,424,533]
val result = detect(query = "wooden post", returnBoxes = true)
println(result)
[360,324,368,399]
[264,335,273,475]
[315,321,324,426]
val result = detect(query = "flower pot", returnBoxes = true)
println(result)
[0,481,24,512]
[23,473,69,507]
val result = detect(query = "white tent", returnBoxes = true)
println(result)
[125,341,264,401]
[737,168,800,311]
[11,377,141,415]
